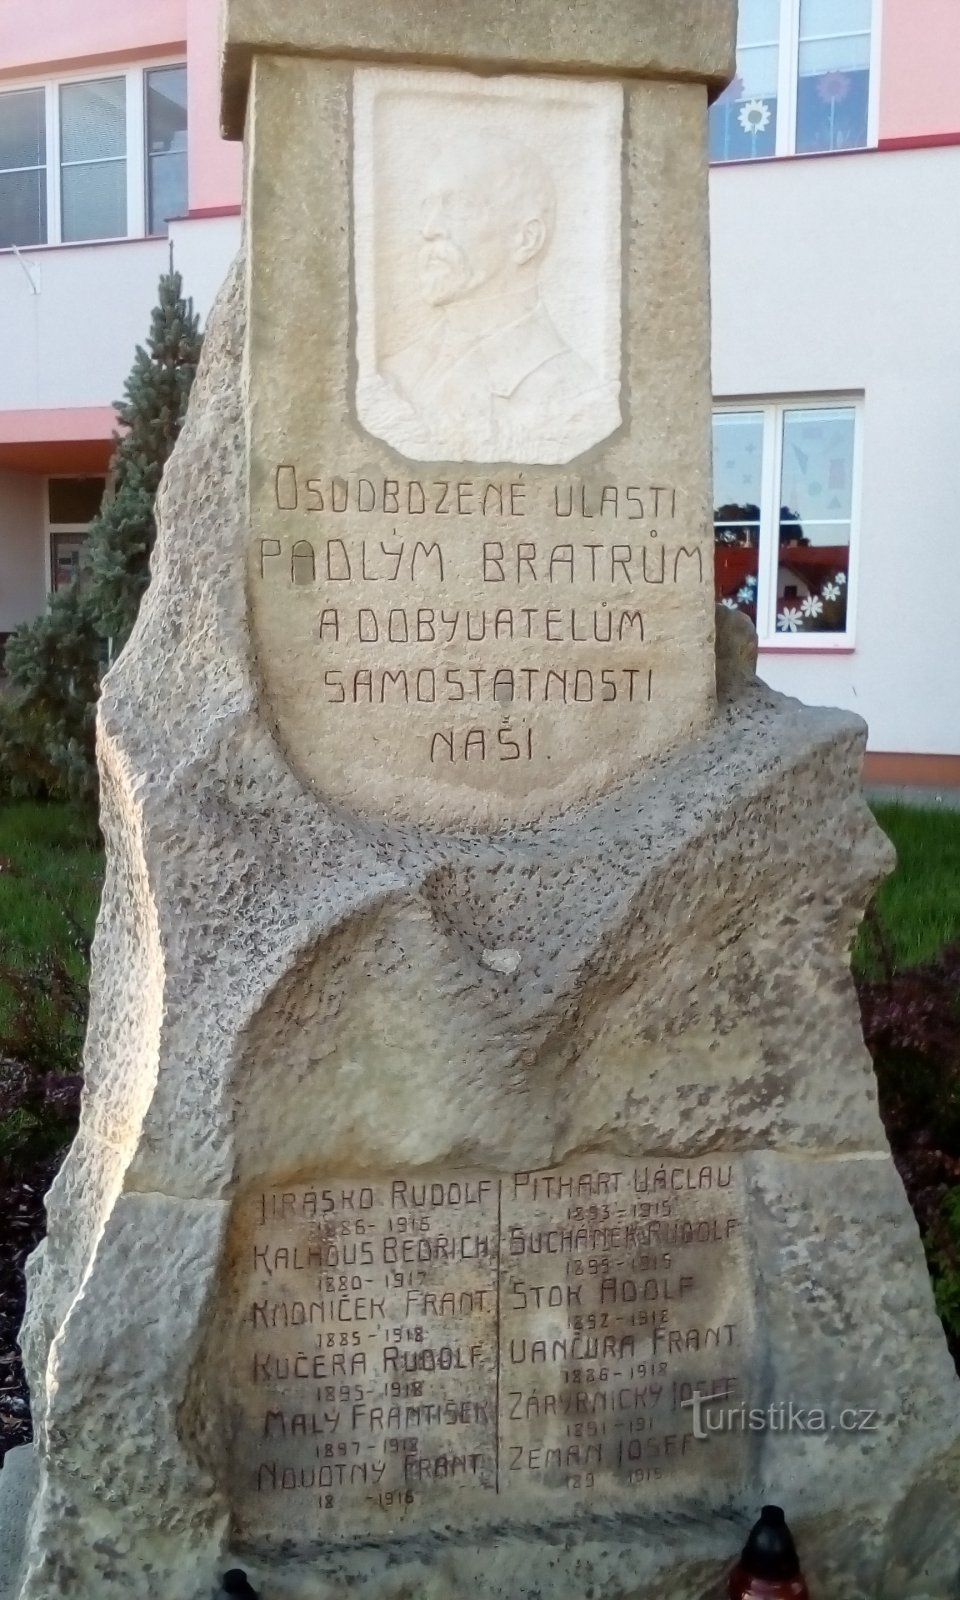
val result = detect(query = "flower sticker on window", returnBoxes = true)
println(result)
[817,72,852,106]
[777,606,803,633]
[738,99,772,136]
[800,595,824,619]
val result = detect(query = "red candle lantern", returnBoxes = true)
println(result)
[728,1505,810,1599]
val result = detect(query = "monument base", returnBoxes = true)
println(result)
[0,1447,36,1600]
[11,265,960,1600]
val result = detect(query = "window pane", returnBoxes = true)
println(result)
[800,0,871,37]
[738,42,779,98]
[710,83,778,161]
[0,88,45,170]
[61,159,126,241]
[48,477,106,523]
[146,66,187,233]
[60,78,125,163]
[781,408,855,521]
[146,66,187,153]
[798,32,871,73]
[713,412,763,624]
[0,167,46,248]
[148,152,187,234]
[737,0,781,47]
[51,532,87,592]
[796,0,870,152]
[777,528,850,633]
[709,32,778,160]
[714,412,764,506]
[777,409,854,634]
[146,63,188,233]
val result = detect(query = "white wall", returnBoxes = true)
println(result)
[1,239,169,411]
[710,144,960,756]
[0,472,46,633]
[0,214,239,635]
[0,216,240,412]
[169,214,240,321]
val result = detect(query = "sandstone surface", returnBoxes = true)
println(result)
[11,1,960,1592]
[9,263,960,1599]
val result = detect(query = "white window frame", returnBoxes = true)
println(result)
[715,0,882,161]
[0,57,185,250]
[712,395,864,651]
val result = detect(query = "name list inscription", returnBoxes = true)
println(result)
[230,1156,750,1541]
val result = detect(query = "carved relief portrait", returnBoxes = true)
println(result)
[354,70,623,465]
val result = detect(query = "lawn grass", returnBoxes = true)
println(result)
[0,801,103,1073]
[0,801,102,953]
[855,801,960,976]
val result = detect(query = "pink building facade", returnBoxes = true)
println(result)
[0,0,240,615]
[0,0,958,780]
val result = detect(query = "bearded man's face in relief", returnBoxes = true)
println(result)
[416,136,555,308]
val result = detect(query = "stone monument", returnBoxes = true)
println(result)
[6,2,960,1597]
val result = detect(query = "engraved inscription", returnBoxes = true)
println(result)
[353,70,623,464]
[257,470,705,787]
[227,1157,751,1542]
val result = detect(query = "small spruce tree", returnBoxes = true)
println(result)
[0,266,202,804]
[84,266,203,651]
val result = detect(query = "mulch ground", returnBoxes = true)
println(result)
[0,1151,62,1462]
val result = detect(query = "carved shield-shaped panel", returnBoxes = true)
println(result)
[245,58,717,829]
[353,70,623,466]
